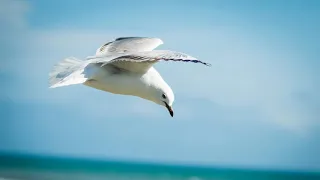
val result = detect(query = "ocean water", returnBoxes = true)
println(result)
[0,154,318,180]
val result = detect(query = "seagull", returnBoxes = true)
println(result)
[49,37,211,117]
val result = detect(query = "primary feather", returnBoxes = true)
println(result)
[90,50,210,73]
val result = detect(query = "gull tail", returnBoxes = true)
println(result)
[49,57,88,88]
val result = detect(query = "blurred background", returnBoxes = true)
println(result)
[0,0,319,179]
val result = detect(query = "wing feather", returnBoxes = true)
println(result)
[89,50,211,73]
[95,37,163,56]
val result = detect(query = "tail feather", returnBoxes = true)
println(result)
[49,57,88,88]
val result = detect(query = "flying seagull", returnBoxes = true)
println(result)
[49,37,211,117]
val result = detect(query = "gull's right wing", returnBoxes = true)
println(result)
[88,50,211,73]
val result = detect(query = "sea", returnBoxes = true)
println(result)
[0,153,319,180]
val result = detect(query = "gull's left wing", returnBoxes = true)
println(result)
[95,37,163,56]
[89,50,211,73]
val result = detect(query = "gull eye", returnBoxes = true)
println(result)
[162,94,167,99]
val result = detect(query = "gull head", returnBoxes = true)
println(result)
[156,84,175,117]
[153,84,175,117]
[140,71,175,117]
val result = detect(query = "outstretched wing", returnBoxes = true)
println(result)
[95,37,163,56]
[89,50,211,73]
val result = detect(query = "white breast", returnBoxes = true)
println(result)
[83,64,148,96]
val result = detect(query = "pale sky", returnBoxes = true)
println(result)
[0,0,319,172]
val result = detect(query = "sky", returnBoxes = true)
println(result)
[0,0,319,172]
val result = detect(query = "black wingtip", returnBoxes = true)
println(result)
[204,62,212,67]
[190,59,212,67]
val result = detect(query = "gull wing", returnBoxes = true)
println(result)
[95,37,163,56]
[89,50,211,73]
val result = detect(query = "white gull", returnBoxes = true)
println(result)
[49,37,211,117]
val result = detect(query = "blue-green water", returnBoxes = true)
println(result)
[0,154,318,180]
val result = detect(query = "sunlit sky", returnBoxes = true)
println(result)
[0,0,319,171]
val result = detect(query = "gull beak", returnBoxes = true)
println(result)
[164,102,174,117]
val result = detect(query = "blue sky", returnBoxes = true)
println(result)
[0,0,319,171]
